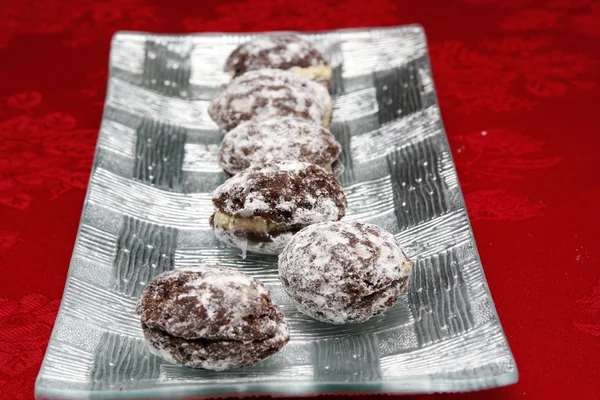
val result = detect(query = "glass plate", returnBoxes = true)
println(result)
[35,25,518,399]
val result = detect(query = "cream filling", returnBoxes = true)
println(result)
[321,96,333,128]
[213,211,289,233]
[290,65,332,82]
[311,83,333,128]
[319,163,333,173]
[402,260,414,275]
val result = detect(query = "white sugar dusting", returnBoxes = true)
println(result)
[355,243,374,259]
[235,197,269,218]
[208,69,331,131]
[145,311,290,371]
[281,221,411,287]
[142,269,291,370]
[229,97,253,113]
[191,268,259,293]
[274,160,309,172]
[147,343,177,364]
[293,198,340,224]
[279,221,412,323]
[141,266,271,340]
[212,161,345,229]
[218,117,341,175]
[225,34,328,73]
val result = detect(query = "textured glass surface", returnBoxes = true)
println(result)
[35,25,518,399]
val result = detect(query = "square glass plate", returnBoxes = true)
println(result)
[35,25,518,399]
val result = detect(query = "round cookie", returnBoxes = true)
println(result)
[278,221,413,324]
[208,69,332,131]
[225,34,331,84]
[136,265,290,370]
[210,161,347,255]
[218,117,344,177]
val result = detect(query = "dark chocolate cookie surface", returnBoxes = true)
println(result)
[212,161,346,225]
[136,265,289,370]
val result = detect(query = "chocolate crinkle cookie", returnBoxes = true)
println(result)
[218,116,343,177]
[279,221,413,324]
[210,161,347,255]
[224,34,331,84]
[136,266,290,370]
[208,69,332,132]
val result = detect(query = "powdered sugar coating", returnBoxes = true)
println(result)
[208,69,332,131]
[218,117,342,176]
[137,266,283,340]
[136,265,289,370]
[142,322,289,371]
[224,34,329,77]
[212,161,346,225]
[211,161,347,255]
[279,221,413,324]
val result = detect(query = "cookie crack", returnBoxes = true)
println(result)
[143,323,281,345]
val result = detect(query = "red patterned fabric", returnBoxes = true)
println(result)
[1,1,599,399]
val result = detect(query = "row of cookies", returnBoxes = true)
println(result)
[207,34,345,255]
[136,35,413,371]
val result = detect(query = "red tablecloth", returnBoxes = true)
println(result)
[1,1,599,399]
